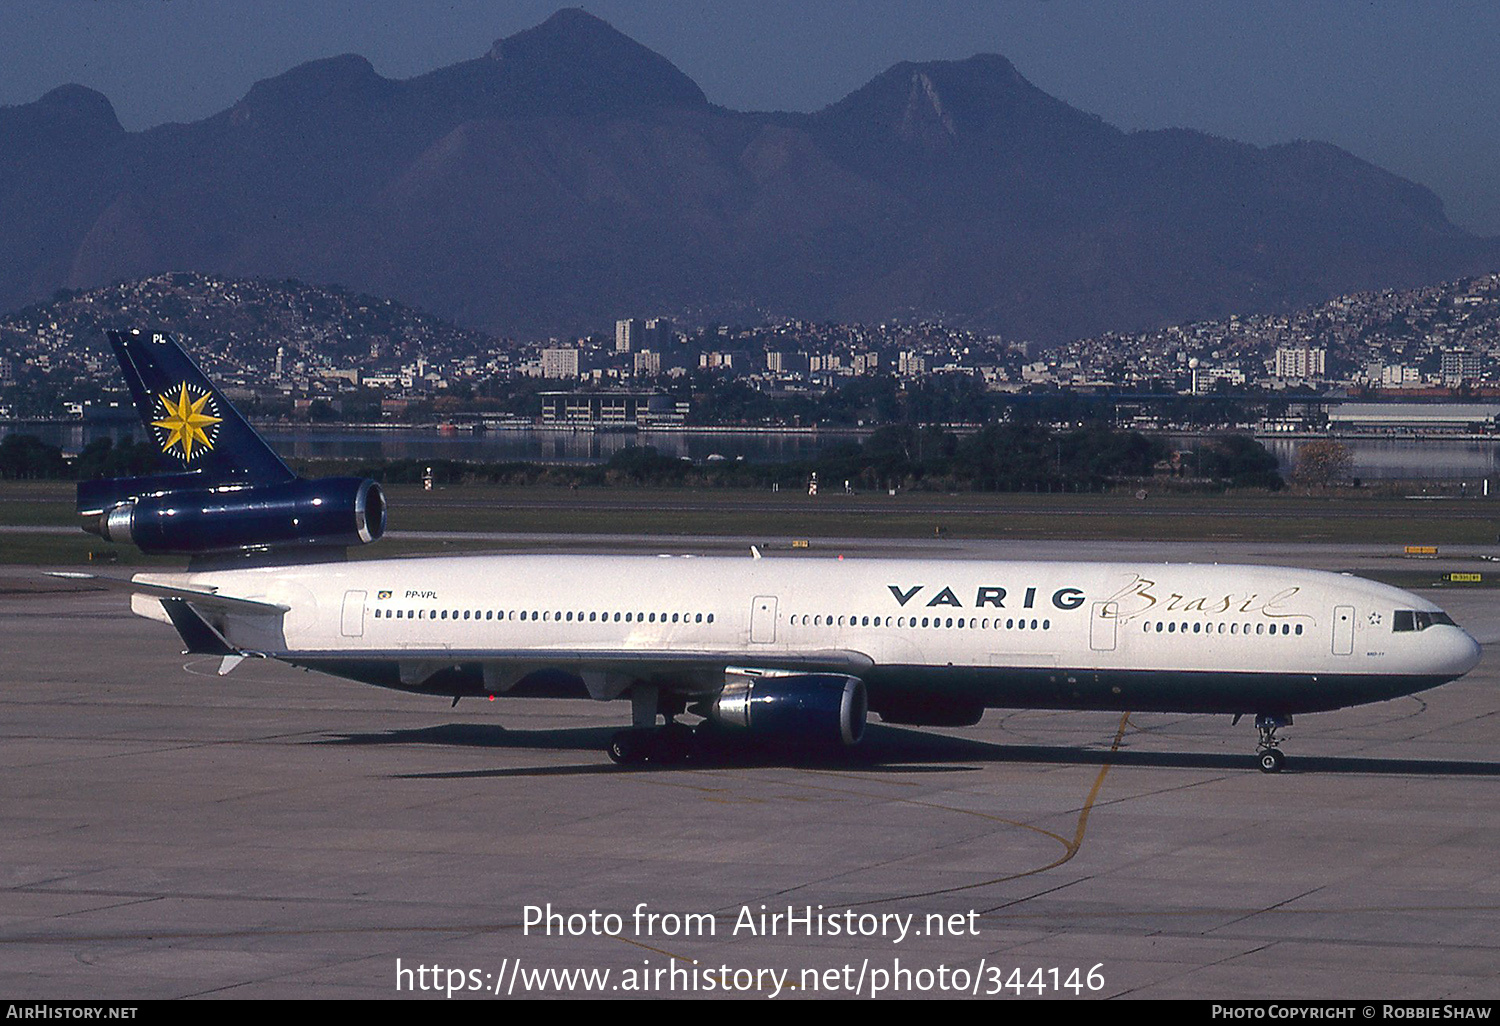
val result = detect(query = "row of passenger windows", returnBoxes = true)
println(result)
[791,614,1051,631]
[374,608,715,625]
[1144,620,1303,636]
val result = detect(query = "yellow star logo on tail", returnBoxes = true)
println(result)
[152,383,222,461]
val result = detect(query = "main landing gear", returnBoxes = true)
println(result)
[1254,713,1291,774]
[607,684,704,766]
[607,723,700,766]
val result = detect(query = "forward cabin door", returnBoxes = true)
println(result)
[1089,601,1118,652]
[750,595,778,644]
[341,590,367,638]
[1332,605,1355,656]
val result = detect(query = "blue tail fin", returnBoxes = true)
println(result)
[106,329,294,487]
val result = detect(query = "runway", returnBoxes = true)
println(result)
[2,562,1498,999]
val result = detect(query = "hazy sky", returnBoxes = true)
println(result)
[3,1,1497,234]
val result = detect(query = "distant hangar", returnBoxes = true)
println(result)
[1328,403,1500,433]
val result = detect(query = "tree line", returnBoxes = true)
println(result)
[3,424,1284,492]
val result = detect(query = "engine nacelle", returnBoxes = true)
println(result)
[709,671,868,748]
[82,477,386,555]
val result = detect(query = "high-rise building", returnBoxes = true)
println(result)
[645,317,674,348]
[615,318,643,352]
[1274,346,1325,380]
[1441,348,1484,386]
[767,351,809,375]
[633,350,661,377]
[541,348,581,379]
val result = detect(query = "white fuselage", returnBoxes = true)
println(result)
[132,553,1482,718]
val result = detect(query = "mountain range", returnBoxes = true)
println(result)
[2,7,1495,343]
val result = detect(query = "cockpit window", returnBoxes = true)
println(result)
[1393,610,1457,632]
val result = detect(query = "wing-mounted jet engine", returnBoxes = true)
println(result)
[607,668,869,765]
[77,330,385,560]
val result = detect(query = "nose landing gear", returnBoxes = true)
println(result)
[1255,713,1291,773]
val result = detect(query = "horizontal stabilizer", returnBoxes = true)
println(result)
[44,572,289,614]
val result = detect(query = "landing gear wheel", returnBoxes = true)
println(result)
[1253,713,1291,775]
[608,730,649,766]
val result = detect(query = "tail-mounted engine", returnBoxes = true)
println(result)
[79,476,386,556]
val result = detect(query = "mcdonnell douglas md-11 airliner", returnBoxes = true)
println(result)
[58,330,1482,772]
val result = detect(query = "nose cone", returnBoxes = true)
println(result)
[1437,627,1483,679]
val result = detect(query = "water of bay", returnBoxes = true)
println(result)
[6,423,1500,480]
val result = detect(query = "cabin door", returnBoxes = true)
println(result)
[340,590,367,638]
[1089,601,1118,652]
[1332,605,1355,656]
[750,595,778,644]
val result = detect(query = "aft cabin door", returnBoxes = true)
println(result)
[1090,602,1118,652]
[1332,604,1355,656]
[341,590,367,638]
[750,595,777,644]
